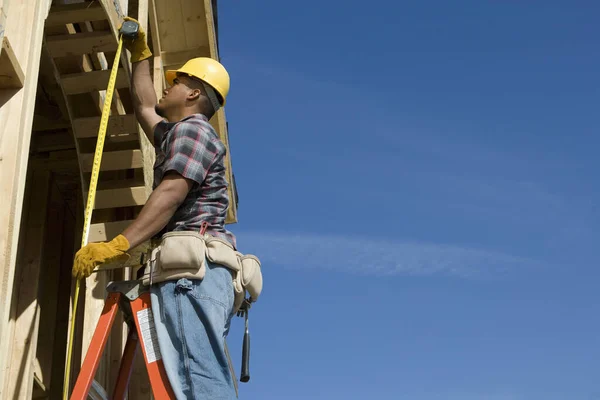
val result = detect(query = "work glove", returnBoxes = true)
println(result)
[72,235,131,280]
[120,16,152,63]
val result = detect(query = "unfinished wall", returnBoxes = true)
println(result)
[0,0,235,398]
[0,0,53,396]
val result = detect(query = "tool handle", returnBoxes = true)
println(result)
[240,326,250,382]
[120,20,139,39]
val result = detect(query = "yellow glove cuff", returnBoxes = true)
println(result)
[129,45,152,63]
[110,234,130,253]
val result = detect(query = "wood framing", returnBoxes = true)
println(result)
[0,0,238,397]
[0,0,53,397]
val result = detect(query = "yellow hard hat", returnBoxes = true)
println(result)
[165,57,230,106]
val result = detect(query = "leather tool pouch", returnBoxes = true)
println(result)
[205,237,263,314]
[142,232,263,315]
[142,231,206,286]
[159,231,206,271]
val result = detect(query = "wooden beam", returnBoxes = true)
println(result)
[80,149,143,172]
[61,68,128,95]
[30,130,75,153]
[48,203,75,400]
[46,32,117,58]
[33,180,67,392]
[32,115,70,132]
[72,114,138,138]
[204,0,237,223]
[160,46,210,68]
[5,170,51,400]
[0,0,56,395]
[181,0,210,49]
[0,36,25,89]
[88,220,133,243]
[148,0,162,55]
[203,0,219,59]
[45,2,106,27]
[94,186,148,209]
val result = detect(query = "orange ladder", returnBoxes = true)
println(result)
[70,280,175,399]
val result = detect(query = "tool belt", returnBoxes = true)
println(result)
[141,231,263,314]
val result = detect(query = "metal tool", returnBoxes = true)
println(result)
[120,20,139,40]
[237,299,252,382]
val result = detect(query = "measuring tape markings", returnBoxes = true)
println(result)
[63,34,125,400]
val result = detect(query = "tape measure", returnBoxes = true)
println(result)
[62,21,138,399]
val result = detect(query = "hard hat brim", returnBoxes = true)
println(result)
[165,69,226,106]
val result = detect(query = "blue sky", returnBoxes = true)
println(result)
[216,1,599,399]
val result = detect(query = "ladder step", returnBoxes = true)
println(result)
[45,2,106,27]
[88,220,134,243]
[61,69,129,95]
[81,149,143,172]
[72,115,138,138]
[94,186,148,209]
[46,32,116,58]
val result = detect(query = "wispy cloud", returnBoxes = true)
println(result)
[418,393,525,400]
[234,231,541,279]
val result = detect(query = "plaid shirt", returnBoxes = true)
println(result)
[153,113,236,248]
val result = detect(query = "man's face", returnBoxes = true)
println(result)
[155,75,199,118]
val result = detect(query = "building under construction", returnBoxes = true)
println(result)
[0,0,238,398]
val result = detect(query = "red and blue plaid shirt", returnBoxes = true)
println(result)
[153,113,236,248]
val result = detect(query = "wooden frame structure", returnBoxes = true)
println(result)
[0,0,237,398]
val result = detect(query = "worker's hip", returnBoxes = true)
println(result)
[141,230,263,315]
[149,262,237,399]
[150,261,235,324]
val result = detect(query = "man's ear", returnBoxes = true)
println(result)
[187,88,201,101]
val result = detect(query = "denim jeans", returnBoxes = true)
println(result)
[150,260,237,399]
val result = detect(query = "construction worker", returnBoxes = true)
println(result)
[72,17,238,399]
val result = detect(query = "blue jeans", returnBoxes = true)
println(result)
[150,261,237,399]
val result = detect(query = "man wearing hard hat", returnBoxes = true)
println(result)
[72,17,243,399]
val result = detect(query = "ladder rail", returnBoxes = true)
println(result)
[111,329,138,399]
[69,281,175,400]
[70,292,121,399]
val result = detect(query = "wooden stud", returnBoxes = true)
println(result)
[160,46,210,68]
[88,220,134,243]
[60,68,129,95]
[204,0,237,224]
[148,0,162,55]
[94,186,148,209]
[46,32,117,58]
[80,149,143,172]
[72,114,138,138]
[0,36,25,89]
[33,179,67,392]
[45,2,106,28]
[5,170,51,399]
[0,0,57,395]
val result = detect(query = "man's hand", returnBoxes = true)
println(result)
[72,235,131,280]
[120,16,152,63]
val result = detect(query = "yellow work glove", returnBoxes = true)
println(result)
[120,16,152,63]
[72,235,131,280]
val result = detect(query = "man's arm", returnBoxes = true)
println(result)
[121,17,162,143]
[131,59,163,143]
[121,171,193,249]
